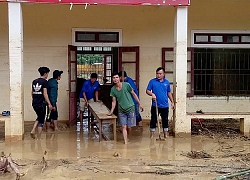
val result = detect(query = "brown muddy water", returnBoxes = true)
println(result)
[0,120,250,180]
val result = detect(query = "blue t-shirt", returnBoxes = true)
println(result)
[146,78,171,108]
[80,79,100,100]
[125,76,139,104]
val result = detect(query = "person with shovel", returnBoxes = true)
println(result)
[146,67,175,139]
[108,72,143,144]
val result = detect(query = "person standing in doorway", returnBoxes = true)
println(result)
[31,67,53,139]
[118,71,142,127]
[108,72,143,144]
[146,67,175,139]
[79,73,100,123]
[46,70,63,131]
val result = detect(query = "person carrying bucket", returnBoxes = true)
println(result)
[146,67,175,139]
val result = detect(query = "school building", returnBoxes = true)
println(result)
[1,0,250,139]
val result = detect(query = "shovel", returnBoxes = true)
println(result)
[155,100,166,141]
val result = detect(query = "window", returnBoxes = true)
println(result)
[75,31,119,43]
[162,48,194,97]
[194,48,250,96]
[72,28,122,47]
[194,33,250,44]
[242,36,250,43]
[210,35,223,43]
[196,35,208,43]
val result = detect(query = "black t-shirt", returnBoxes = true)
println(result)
[32,78,49,107]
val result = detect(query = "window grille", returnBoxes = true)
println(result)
[194,48,250,96]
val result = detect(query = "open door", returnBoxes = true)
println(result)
[118,46,139,89]
[68,45,77,125]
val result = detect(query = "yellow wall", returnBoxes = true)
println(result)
[1,1,250,121]
[0,3,176,121]
[0,3,9,112]
[187,0,250,113]
[188,0,250,30]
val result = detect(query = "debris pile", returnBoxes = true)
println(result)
[0,152,27,180]
[192,119,250,140]
[183,151,212,159]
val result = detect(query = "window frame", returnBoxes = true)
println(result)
[161,48,194,97]
[194,33,250,44]
[72,28,122,47]
[192,48,250,96]
[191,30,250,48]
[75,31,119,43]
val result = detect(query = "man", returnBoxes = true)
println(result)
[146,67,175,139]
[47,70,63,131]
[31,67,53,139]
[118,71,142,127]
[79,73,100,123]
[108,72,143,144]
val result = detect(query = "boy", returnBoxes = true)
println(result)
[47,70,63,131]
[108,72,143,144]
[31,67,53,139]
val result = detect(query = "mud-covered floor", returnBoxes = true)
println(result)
[0,119,250,180]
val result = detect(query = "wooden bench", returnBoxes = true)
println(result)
[0,115,10,138]
[187,112,250,135]
[0,115,10,122]
[88,102,117,141]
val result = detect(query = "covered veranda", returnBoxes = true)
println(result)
[0,0,190,140]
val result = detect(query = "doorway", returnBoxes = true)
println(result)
[68,45,139,124]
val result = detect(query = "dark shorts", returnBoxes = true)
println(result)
[46,105,58,122]
[33,105,46,127]
[135,104,142,123]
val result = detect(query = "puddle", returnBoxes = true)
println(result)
[0,120,250,179]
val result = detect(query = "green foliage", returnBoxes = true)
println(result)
[77,54,104,65]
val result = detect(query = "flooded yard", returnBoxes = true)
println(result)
[0,119,250,180]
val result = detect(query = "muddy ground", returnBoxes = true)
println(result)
[0,119,250,180]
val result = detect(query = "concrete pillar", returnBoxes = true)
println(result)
[7,2,24,140]
[173,6,190,136]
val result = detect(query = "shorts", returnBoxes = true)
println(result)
[79,98,94,111]
[46,105,58,122]
[119,111,136,127]
[33,105,46,127]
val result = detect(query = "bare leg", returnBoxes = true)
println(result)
[138,121,143,127]
[37,126,43,140]
[150,131,154,139]
[127,127,131,141]
[80,110,83,124]
[53,120,59,131]
[122,125,128,144]
[163,131,168,139]
[30,121,38,139]
[31,121,38,134]
[45,122,51,132]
